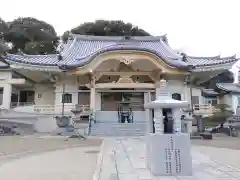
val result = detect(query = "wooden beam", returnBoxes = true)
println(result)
[96,71,152,76]
[12,70,36,84]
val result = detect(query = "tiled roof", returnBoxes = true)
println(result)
[5,34,188,68]
[201,89,220,97]
[0,59,9,68]
[186,55,238,67]
[216,83,240,93]
[5,34,240,70]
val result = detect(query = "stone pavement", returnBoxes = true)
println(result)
[0,146,100,180]
[96,137,240,180]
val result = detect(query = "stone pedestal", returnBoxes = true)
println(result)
[154,109,164,133]
[172,108,182,133]
[146,133,192,176]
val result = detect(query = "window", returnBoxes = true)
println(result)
[172,93,181,100]
[62,93,72,103]
[0,88,3,105]
[203,97,217,105]
[192,96,199,105]
[78,86,90,90]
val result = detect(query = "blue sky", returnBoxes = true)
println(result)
[1,0,240,56]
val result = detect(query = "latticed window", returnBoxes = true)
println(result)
[0,88,3,105]
[192,96,199,105]
[62,93,72,103]
[203,97,217,105]
[172,93,181,100]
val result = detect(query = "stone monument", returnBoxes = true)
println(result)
[144,79,193,176]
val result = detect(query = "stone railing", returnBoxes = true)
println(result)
[11,102,35,108]
[33,104,90,115]
[193,104,218,116]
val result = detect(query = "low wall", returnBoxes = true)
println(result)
[0,109,57,133]
[34,116,58,133]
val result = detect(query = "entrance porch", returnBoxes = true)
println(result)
[94,89,154,123]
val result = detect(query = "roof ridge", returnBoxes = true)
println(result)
[70,33,165,42]
[186,54,237,60]
[186,55,220,59]
[6,52,58,57]
[219,54,236,59]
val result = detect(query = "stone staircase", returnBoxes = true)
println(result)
[89,121,148,136]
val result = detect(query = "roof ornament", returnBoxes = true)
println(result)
[57,54,63,61]
[119,57,135,65]
[161,34,168,44]
[62,31,71,43]
[180,53,187,62]
[229,61,240,84]
[17,49,24,56]
[123,36,131,40]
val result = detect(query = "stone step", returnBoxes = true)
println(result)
[89,131,146,135]
[94,121,148,124]
[88,120,148,136]
[91,126,147,130]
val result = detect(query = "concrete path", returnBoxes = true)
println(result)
[0,146,100,180]
[96,137,240,180]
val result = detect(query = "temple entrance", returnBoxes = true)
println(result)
[100,91,144,123]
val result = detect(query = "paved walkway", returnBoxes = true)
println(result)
[2,136,240,180]
[96,137,240,180]
[0,146,100,180]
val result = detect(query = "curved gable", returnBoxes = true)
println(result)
[5,35,188,70]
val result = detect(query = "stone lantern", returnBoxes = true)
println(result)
[144,79,192,176]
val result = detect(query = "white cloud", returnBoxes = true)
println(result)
[1,0,240,56]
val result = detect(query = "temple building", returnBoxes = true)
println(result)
[0,34,239,134]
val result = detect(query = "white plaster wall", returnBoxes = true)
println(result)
[192,88,203,104]
[54,76,78,105]
[223,94,233,107]
[231,94,239,114]
[156,80,203,105]
[167,80,185,100]
[182,87,202,105]
[0,71,12,80]
[221,95,230,105]
[34,84,55,106]
[0,71,12,108]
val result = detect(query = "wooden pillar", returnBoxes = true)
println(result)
[90,88,96,112]
[2,83,12,109]
[90,75,96,112]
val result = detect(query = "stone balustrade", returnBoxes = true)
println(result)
[33,104,90,115]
